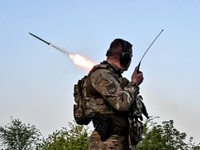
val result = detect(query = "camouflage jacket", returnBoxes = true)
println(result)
[85,61,140,127]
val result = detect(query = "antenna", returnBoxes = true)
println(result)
[137,29,164,73]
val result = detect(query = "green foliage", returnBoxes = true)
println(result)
[137,118,200,150]
[1,117,200,150]
[36,121,90,150]
[0,117,41,150]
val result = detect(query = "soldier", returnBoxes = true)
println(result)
[85,38,144,150]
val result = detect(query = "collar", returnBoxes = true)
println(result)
[101,61,122,77]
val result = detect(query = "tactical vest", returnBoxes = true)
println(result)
[73,61,149,127]
[73,62,119,125]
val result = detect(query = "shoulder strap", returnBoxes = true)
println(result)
[88,63,108,75]
[88,61,121,76]
[85,62,111,98]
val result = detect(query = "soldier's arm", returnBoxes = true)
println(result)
[90,69,139,111]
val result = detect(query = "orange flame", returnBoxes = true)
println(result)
[69,54,96,70]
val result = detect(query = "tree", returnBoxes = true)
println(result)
[0,117,41,150]
[36,121,90,150]
[137,118,200,150]
[1,117,199,150]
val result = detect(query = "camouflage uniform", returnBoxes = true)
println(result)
[86,61,140,150]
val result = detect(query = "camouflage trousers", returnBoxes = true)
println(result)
[89,131,129,150]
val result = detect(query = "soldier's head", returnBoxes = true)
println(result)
[106,38,133,71]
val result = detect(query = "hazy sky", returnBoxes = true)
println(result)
[0,0,200,142]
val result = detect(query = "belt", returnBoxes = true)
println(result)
[112,125,129,136]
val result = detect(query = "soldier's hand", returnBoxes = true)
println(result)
[131,66,144,85]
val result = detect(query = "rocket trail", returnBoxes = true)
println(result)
[29,32,96,70]
[29,32,71,56]
[49,44,70,56]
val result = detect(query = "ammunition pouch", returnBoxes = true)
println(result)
[128,95,148,146]
[129,119,143,145]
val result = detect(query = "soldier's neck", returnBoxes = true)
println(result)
[107,59,121,69]
[106,59,123,74]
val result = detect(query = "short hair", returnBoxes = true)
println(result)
[106,39,132,59]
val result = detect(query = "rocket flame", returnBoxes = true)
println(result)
[69,54,95,70]
[28,32,96,70]
[50,44,95,70]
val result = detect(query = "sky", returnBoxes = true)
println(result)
[0,0,200,143]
